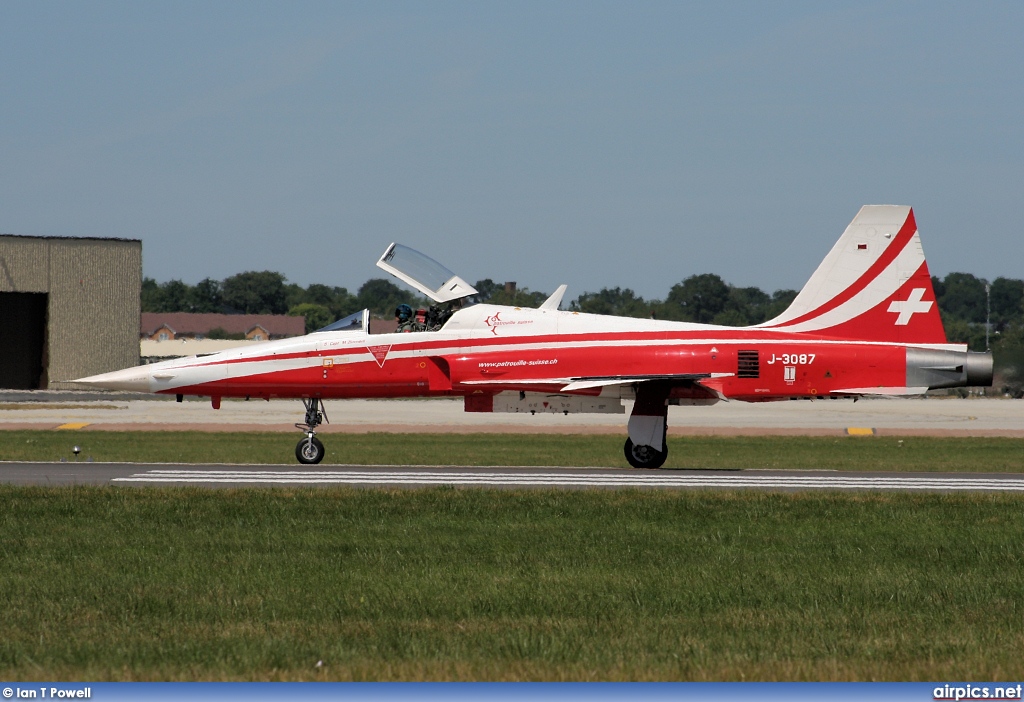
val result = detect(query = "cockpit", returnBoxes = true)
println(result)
[314,244,477,335]
[314,309,368,333]
[378,243,478,333]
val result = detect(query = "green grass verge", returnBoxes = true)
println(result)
[1,486,1023,680]
[1,430,1023,471]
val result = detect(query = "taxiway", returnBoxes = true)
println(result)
[1,394,1022,436]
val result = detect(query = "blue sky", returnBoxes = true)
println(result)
[2,1,1021,300]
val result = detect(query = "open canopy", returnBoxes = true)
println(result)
[376,243,477,303]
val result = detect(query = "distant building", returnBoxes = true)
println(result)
[1,233,141,390]
[140,312,305,341]
[368,317,397,335]
[140,337,273,364]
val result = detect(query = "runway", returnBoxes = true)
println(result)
[3,462,1024,492]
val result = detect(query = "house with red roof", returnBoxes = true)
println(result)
[141,312,305,341]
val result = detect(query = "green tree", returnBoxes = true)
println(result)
[571,287,651,318]
[284,283,357,321]
[942,314,987,351]
[937,272,987,324]
[990,277,1024,330]
[712,309,748,327]
[356,278,414,317]
[664,274,731,323]
[221,271,289,314]
[284,283,306,311]
[711,287,754,326]
[992,323,1024,396]
[141,277,163,312]
[188,278,223,313]
[765,289,798,321]
[207,327,245,340]
[470,279,501,304]
[302,283,335,307]
[486,286,549,308]
[150,279,192,312]
[288,303,334,333]
[309,284,357,319]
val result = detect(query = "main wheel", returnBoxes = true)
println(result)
[296,436,325,464]
[624,437,668,469]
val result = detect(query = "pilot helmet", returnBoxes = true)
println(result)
[395,304,413,321]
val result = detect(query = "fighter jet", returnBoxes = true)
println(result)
[77,206,993,467]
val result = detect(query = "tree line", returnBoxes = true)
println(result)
[142,270,1024,391]
[140,271,804,330]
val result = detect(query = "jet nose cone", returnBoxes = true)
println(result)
[74,367,153,393]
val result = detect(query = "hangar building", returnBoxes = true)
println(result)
[0,234,142,390]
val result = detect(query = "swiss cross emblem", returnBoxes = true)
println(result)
[887,288,933,325]
[366,345,391,367]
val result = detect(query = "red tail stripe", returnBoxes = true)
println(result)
[764,209,918,328]
[810,260,945,342]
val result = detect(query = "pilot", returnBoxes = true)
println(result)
[395,304,423,333]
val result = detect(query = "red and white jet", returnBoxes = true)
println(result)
[78,205,992,467]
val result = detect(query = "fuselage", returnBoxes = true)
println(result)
[79,303,988,404]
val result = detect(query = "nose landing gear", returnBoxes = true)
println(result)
[295,398,328,464]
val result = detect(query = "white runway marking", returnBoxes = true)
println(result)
[111,469,1024,491]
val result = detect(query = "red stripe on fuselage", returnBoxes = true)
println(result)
[167,335,912,404]
[176,327,895,373]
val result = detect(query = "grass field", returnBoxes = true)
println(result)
[1,486,1023,681]
[2,432,1022,680]
[1,430,1023,471]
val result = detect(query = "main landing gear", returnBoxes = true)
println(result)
[624,383,670,469]
[295,398,327,464]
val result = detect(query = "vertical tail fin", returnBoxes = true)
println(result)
[758,206,947,344]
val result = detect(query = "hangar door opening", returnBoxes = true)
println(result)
[0,292,49,389]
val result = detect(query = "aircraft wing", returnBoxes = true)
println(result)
[832,387,929,396]
[462,372,734,392]
[560,373,733,391]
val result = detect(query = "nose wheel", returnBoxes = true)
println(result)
[295,398,328,464]
[296,435,325,464]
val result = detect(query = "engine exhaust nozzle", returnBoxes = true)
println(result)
[906,348,993,390]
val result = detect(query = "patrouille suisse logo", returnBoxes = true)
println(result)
[484,312,504,335]
[485,312,531,336]
[366,345,391,367]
